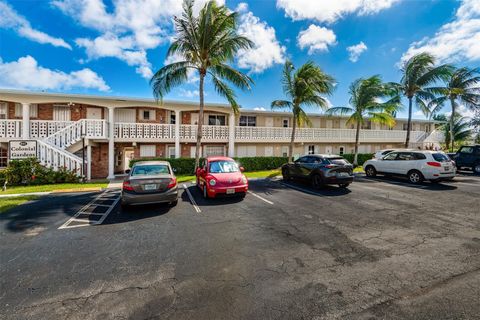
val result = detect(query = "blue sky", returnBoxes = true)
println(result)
[1,0,479,119]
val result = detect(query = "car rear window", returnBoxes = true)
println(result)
[432,153,450,162]
[382,150,394,155]
[131,165,170,176]
[327,157,350,165]
[413,153,426,160]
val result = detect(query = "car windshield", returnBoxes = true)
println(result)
[209,161,239,173]
[131,165,170,176]
[328,158,350,165]
[432,153,450,162]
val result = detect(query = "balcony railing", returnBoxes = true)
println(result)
[0,119,437,144]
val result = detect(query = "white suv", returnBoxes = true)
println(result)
[363,150,456,184]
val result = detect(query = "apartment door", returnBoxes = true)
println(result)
[191,113,199,125]
[264,146,274,156]
[265,117,274,127]
[325,146,332,154]
[53,106,71,121]
[123,148,134,172]
[86,107,102,119]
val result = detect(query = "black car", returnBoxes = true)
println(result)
[451,145,480,174]
[282,154,354,188]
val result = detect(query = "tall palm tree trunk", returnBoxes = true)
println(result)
[289,114,297,162]
[354,120,361,166]
[195,73,205,171]
[405,97,412,148]
[449,98,455,152]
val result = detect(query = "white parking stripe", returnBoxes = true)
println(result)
[279,182,325,196]
[247,191,274,205]
[183,184,201,213]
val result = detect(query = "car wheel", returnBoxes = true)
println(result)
[338,183,350,188]
[407,170,424,184]
[203,185,209,199]
[282,168,290,181]
[365,165,376,177]
[311,174,323,189]
[473,163,480,175]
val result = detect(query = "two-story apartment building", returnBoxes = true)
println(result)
[0,90,443,179]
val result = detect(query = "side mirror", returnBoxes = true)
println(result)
[172,168,177,173]
[125,169,131,174]
[239,166,245,172]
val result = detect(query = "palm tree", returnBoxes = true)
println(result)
[271,60,335,162]
[394,52,452,148]
[327,76,400,165]
[429,67,480,151]
[150,0,254,170]
[433,113,473,150]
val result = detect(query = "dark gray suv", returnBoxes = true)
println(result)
[282,154,354,188]
[451,145,480,174]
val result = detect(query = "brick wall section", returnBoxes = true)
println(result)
[91,143,109,178]
[71,104,88,121]
[182,112,191,124]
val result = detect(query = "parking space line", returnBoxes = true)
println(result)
[183,184,201,213]
[247,191,274,205]
[279,181,325,196]
[59,189,120,229]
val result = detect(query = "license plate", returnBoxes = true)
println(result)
[144,184,157,190]
[226,188,235,194]
[337,172,350,177]
[444,167,450,171]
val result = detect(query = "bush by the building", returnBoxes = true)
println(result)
[3,158,80,186]
[129,154,373,174]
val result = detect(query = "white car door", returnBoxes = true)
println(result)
[377,152,399,173]
[395,152,416,175]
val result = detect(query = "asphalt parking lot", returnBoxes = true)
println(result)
[1,172,480,320]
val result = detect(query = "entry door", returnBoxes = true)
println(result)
[53,106,71,121]
[265,117,274,127]
[325,146,332,154]
[264,146,273,156]
[191,113,199,125]
[86,107,102,119]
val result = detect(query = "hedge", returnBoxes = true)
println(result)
[129,154,373,174]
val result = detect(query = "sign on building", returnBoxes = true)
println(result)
[8,140,38,160]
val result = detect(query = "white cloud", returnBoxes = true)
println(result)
[0,55,109,91]
[277,0,400,23]
[414,110,426,117]
[253,107,266,111]
[297,24,336,54]
[0,1,71,49]
[445,104,476,119]
[52,0,224,79]
[164,52,199,83]
[236,3,286,73]
[400,0,480,64]
[347,41,368,62]
[179,88,200,98]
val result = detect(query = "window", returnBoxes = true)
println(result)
[0,145,7,168]
[168,146,175,159]
[295,156,309,163]
[281,146,289,157]
[432,153,450,162]
[141,110,154,120]
[307,145,315,154]
[204,145,225,156]
[328,157,350,165]
[397,152,415,161]
[131,164,170,176]
[413,153,427,160]
[239,115,256,127]
[459,146,474,154]
[361,121,371,130]
[170,113,176,124]
[15,104,38,118]
[403,123,408,131]
[53,105,71,121]
[283,119,289,128]
[208,115,226,125]
[339,147,344,155]
[209,160,239,173]
[140,145,156,157]
[0,103,7,119]
[383,152,398,160]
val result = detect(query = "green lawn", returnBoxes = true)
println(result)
[176,169,281,183]
[0,181,109,195]
[0,195,40,213]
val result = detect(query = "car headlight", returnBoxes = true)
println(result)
[209,179,216,186]
[241,175,247,184]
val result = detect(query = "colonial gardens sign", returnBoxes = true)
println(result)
[8,140,38,160]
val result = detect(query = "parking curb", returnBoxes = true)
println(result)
[0,188,105,198]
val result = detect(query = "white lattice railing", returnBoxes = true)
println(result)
[180,125,229,142]
[30,120,73,138]
[0,120,22,138]
[45,119,106,148]
[235,127,430,143]
[423,130,444,143]
[114,123,175,140]
[37,140,83,175]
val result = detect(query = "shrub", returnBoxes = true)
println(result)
[130,156,289,174]
[342,153,374,166]
[0,169,6,187]
[4,158,80,186]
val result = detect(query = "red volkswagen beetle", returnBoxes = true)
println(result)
[196,156,248,198]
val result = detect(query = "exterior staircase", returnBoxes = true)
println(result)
[37,119,106,176]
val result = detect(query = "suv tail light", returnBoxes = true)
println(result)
[167,177,177,189]
[427,161,441,167]
[325,164,335,168]
[122,181,134,191]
